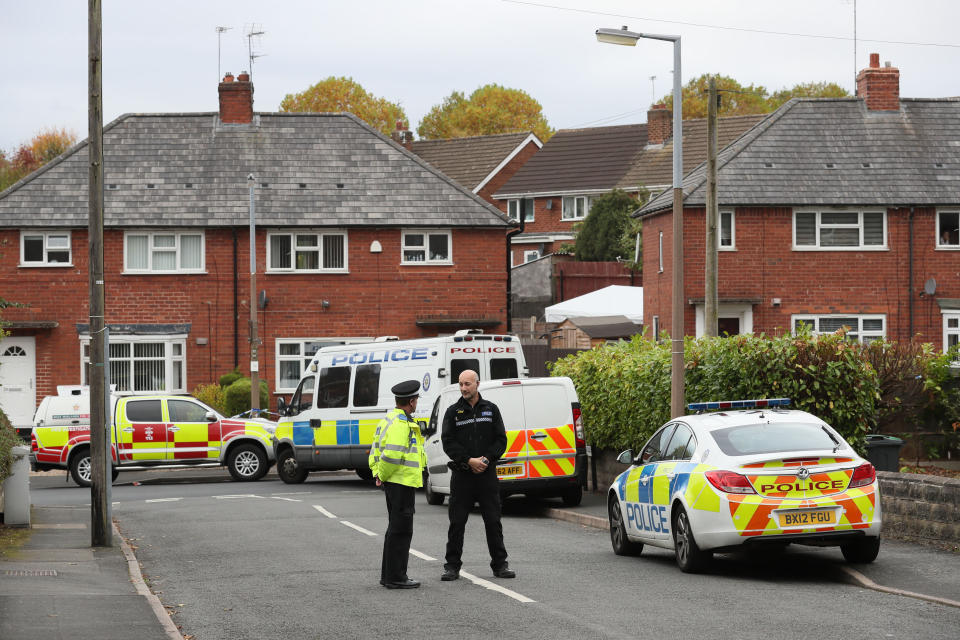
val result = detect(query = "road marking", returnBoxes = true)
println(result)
[145,498,183,503]
[341,521,377,536]
[271,492,310,496]
[841,566,960,609]
[213,494,263,500]
[271,496,302,503]
[409,548,435,561]
[312,505,337,519]
[460,570,536,603]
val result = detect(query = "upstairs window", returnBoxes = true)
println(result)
[268,231,347,272]
[937,211,959,248]
[794,210,885,250]
[561,196,589,221]
[402,230,451,264]
[21,231,71,266]
[719,211,735,249]
[125,231,204,273]
[507,198,535,223]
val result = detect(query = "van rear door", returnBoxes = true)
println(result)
[521,383,577,480]
[487,383,527,480]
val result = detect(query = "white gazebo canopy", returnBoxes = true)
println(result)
[544,285,643,324]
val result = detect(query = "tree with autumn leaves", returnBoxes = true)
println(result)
[0,128,77,192]
[658,74,850,118]
[279,76,408,137]
[417,84,553,141]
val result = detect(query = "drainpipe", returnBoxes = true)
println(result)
[505,214,526,333]
[233,228,239,369]
[908,207,915,339]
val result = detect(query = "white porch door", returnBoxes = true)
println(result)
[0,336,37,428]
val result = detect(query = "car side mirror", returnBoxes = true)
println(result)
[277,397,288,416]
[616,449,634,465]
[204,411,217,423]
[421,423,436,437]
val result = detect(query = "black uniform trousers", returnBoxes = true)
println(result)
[381,481,416,584]
[444,470,508,571]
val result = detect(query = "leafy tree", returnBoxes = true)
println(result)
[279,76,407,137]
[417,84,554,141]
[0,127,77,192]
[659,74,851,119]
[573,189,646,262]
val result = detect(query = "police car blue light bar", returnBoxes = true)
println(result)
[687,398,791,412]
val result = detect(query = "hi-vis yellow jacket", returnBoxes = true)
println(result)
[369,408,425,488]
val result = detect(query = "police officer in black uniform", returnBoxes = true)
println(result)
[440,369,516,581]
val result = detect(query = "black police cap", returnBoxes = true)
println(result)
[391,380,421,399]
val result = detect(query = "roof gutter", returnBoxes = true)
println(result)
[506,217,525,333]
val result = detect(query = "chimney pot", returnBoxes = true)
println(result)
[869,53,879,68]
[223,72,234,82]
[238,71,250,82]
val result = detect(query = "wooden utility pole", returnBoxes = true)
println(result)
[88,0,111,546]
[704,76,719,338]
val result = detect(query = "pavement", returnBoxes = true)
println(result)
[1,479,958,640]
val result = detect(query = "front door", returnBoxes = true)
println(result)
[0,336,37,430]
[717,317,741,336]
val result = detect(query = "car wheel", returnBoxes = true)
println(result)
[69,448,92,487]
[673,506,711,573]
[355,467,373,482]
[227,443,268,482]
[841,536,880,563]
[561,484,583,507]
[277,449,308,484]
[608,494,643,556]
[425,473,445,505]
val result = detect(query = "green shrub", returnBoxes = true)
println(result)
[551,330,881,454]
[0,407,25,484]
[192,382,227,414]
[219,367,243,388]
[223,378,270,417]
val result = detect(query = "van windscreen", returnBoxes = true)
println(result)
[490,358,518,380]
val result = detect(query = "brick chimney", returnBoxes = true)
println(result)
[219,71,254,124]
[646,103,671,145]
[390,119,413,149]
[856,53,900,111]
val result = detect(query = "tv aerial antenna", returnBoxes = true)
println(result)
[216,26,232,80]
[246,23,267,82]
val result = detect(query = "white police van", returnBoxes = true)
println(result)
[272,330,529,483]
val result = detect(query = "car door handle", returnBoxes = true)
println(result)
[168,426,179,432]
[122,428,134,433]
[530,433,548,440]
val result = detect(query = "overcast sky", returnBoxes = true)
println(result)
[4,0,960,152]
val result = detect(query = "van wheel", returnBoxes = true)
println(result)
[425,474,444,505]
[673,506,711,573]
[561,484,583,507]
[841,536,880,563]
[227,444,268,482]
[277,449,308,484]
[608,495,643,556]
[355,467,373,482]
[70,448,92,487]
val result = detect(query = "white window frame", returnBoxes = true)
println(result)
[507,199,535,223]
[401,229,453,265]
[275,337,373,392]
[266,230,349,273]
[792,209,887,251]
[123,231,205,273]
[936,209,960,249]
[719,210,735,250]
[80,334,187,394]
[561,195,590,221]
[20,230,72,266]
[658,231,664,273]
[943,311,960,355]
[523,249,541,263]
[791,314,886,343]
[695,303,754,338]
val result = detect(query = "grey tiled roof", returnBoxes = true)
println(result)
[641,98,960,215]
[410,132,538,191]
[0,112,511,228]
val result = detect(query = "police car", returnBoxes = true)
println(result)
[607,398,882,573]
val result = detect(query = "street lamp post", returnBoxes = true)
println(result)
[597,26,685,418]
[247,174,260,414]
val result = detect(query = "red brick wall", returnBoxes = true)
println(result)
[476,140,540,205]
[0,227,507,407]
[642,206,956,345]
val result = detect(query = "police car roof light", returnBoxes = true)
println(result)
[687,397,791,412]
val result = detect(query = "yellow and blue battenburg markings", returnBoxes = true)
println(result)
[279,419,380,446]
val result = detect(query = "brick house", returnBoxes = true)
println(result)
[407,131,542,206]
[638,54,960,351]
[492,108,765,266]
[0,73,513,427]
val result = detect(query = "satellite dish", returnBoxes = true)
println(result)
[258,289,269,309]
[924,278,937,296]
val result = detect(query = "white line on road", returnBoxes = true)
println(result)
[213,494,264,499]
[271,496,302,502]
[341,521,377,536]
[460,570,536,604]
[409,548,435,561]
[271,492,310,496]
[145,498,183,503]
[312,505,337,519]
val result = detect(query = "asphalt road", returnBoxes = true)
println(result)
[29,468,960,640]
